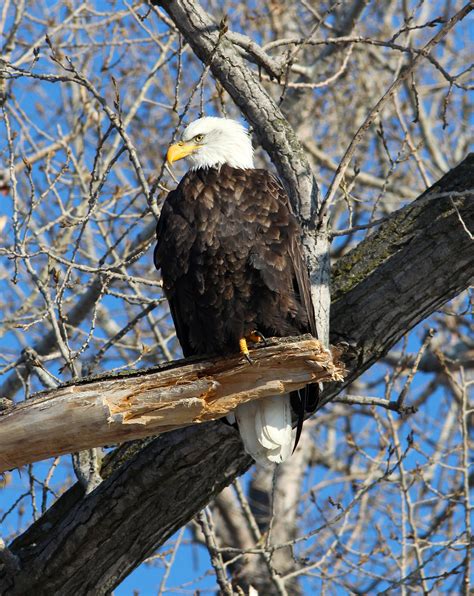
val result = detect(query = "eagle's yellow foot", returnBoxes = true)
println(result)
[248,330,267,346]
[240,332,267,364]
[239,337,253,364]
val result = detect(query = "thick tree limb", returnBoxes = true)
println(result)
[0,155,472,595]
[327,154,474,392]
[0,337,343,473]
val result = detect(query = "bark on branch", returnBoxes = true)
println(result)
[327,154,474,392]
[0,154,472,595]
[0,337,343,473]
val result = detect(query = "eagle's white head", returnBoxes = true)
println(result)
[166,117,254,170]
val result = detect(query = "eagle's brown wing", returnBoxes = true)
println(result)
[154,190,196,358]
[272,174,318,340]
[266,175,320,438]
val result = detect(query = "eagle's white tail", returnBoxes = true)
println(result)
[234,395,294,466]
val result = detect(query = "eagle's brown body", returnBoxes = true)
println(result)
[154,164,316,359]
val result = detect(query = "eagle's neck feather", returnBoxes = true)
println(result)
[190,152,254,171]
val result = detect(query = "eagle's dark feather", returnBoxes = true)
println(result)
[154,164,318,440]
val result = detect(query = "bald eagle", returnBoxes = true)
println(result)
[154,117,317,465]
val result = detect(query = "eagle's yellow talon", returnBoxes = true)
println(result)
[239,338,253,364]
[248,330,267,346]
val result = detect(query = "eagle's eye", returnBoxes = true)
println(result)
[194,134,204,143]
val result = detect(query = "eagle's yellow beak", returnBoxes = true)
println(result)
[166,141,198,164]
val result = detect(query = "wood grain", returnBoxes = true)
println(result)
[0,337,344,472]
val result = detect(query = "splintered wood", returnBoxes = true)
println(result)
[0,336,345,472]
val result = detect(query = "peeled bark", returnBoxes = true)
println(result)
[0,337,342,472]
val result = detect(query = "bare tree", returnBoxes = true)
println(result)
[0,1,472,594]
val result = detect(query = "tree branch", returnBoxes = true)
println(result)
[0,220,157,402]
[0,337,342,473]
[327,155,474,392]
